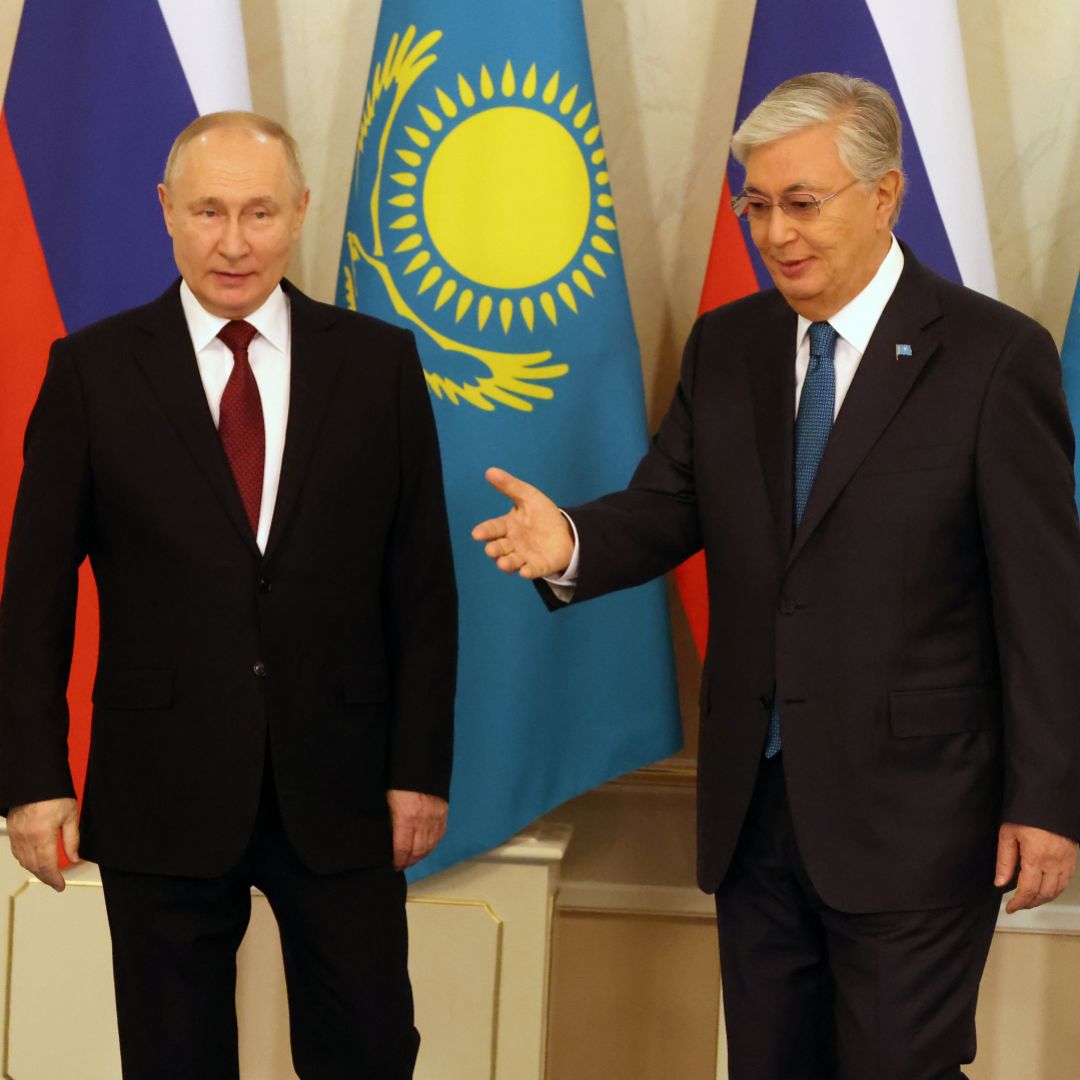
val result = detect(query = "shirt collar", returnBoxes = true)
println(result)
[796,235,904,355]
[179,280,290,354]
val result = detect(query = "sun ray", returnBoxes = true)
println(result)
[455,289,474,323]
[390,172,417,186]
[592,236,615,255]
[596,171,610,185]
[559,86,578,115]
[541,292,558,326]
[395,234,423,253]
[572,270,594,297]
[389,214,418,230]
[434,280,457,310]
[597,193,614,208]
[404,251,430,275]
[573,103,593,129]
[502,61,515,97]
[405,126,431,148]
[592,148,606,165]
[418,105,443,131]
[480,65,495,99]
[523,64,538,99]
[477,295,493,330]
[520,297,535,331]
[418,267,442,294]
[584,254,606,278]
[542,72,559,104]
[500,297,514,333]
[458,74,476,107]
[557,282,578,313]
[436,87,458,118]
[388,194,415,208]
[584,125,601,146]
[596,215,617,231]
[396,149,422,167]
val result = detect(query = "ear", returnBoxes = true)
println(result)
[157,184,175,237]
[875,169,903,230]
[291,188,311,238]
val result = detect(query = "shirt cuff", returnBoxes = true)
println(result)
[543,512,580,602]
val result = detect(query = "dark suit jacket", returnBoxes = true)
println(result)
[0,279,457,878]
[546,247,1080,913]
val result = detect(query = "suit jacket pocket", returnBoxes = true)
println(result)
[92,669,173,710]
[859,443,957,476]
[889,685,993,738]
[343,665,390,705]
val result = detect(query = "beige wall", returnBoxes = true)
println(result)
[2,2,1079,1077]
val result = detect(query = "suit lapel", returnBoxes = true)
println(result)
[132,283,260,556]
[785,253,942,571]
[748,294,798,558]
[263,280,344,562]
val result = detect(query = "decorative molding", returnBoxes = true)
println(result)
[557,879,1080,936]
[557,881,715,920]
[618,759,697,789]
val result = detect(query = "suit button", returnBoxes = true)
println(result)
[253,661,268,677]
[258,577,272,593]
[780,598,797,615]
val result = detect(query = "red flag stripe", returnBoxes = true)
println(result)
[0,110,98,812]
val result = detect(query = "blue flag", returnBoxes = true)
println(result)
[1062,272,1080,504]
[337,2,682,878]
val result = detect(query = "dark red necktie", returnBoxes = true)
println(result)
[216,320,264,535]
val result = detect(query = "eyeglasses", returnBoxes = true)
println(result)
[730,178,861,222]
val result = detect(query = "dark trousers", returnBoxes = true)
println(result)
[99,763,418,1080]
[715,755,1000,1080]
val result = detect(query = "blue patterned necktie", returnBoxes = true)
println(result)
[764,321,837,758]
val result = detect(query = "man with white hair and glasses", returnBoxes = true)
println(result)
[473,73,1080,1078]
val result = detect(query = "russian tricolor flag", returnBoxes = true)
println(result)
[0,0,251,807]
[678,0,997,654]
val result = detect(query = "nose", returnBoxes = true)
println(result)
[218,216,250,260]
[764,203,798,248]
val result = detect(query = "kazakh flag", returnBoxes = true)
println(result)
[1062,271,1080,506]
[337,1,682,878]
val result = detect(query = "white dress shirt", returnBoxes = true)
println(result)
[794,234,904,418]
[548,235,905,597]
[179,281,291,553]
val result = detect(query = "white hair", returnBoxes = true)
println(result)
[163,110,307,196]
[731,72,905,224]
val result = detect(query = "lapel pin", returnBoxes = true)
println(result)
[895,343,913,359]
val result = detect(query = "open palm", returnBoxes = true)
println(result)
[471,467,574,580]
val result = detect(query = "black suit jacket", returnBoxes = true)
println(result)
[547,247,1080,913]
[0,280,457,878]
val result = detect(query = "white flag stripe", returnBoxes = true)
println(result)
[157,0,253,116]
[866,0,997,298]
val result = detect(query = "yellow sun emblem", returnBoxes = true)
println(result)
[342,26,619,412]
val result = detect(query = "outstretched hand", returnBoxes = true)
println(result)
[471,467,574,580]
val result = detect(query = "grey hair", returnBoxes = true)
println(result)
[731,72,905,224]
[163,110,307,196]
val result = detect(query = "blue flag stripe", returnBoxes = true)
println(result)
[1061,274,1080,503]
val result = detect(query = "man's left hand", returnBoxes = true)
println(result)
[995,822,1078,914]
[386,789,449,870]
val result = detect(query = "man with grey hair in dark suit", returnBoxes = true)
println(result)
[473,73,1080,1079]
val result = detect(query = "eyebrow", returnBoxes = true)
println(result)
[187,196,281,211]
[743,181,827,196]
